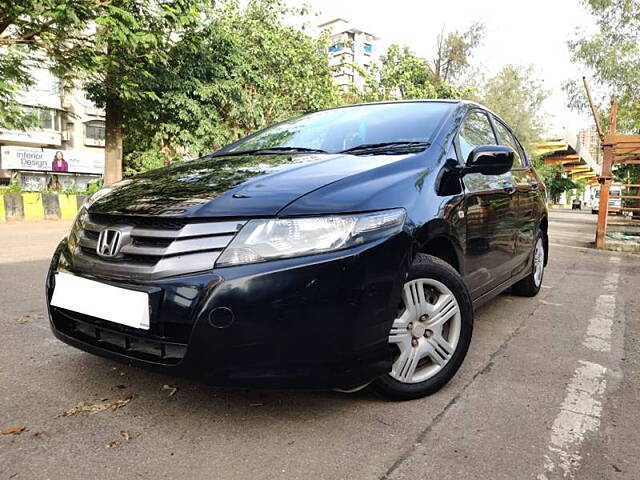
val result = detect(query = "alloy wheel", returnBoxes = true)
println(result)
[388,278,462,384]
[533,238,544,287]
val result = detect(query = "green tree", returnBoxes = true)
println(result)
[537,163,579,204]
[0,0,207,184]
[353,44,467,103]
[0,0,105,129]
[122,0,339,172]
[566,0,640,186]
[350,23,483,103]
[567,0,640,133]
[358,45,438,101]
[433,23,484,85]
[478,65,549,153]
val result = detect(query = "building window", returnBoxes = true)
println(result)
[22,107,61,131]
[364,43,373,55]
[84,120,106,147]
[329,43,343,53]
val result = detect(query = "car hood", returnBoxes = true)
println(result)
[88,152,411,218]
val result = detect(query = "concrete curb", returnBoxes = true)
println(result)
[0,193,83,222]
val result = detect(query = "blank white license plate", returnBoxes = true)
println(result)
[51,272,150,330]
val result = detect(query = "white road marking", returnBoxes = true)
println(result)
[549,243,591,252]
[538,256,622,479]
[540,299,563,307]
[538,361,607,479]
[583,260,620,353]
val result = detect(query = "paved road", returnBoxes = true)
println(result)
[1,211,638,480]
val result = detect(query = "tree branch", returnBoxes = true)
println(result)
[0,38,36,45]
[0,17,12,36]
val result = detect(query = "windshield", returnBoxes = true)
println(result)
[222,102,454,155]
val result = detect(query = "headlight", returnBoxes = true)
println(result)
[216,208,406,267]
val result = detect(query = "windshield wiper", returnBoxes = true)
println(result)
[212,146,330,157]
[339,141,431,155]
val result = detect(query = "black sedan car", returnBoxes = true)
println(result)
[47,100,548,400]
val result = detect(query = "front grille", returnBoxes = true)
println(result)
[53,308,187,365]
[89,213,187,230]
[79,246,160,265]
[70,213,246,279]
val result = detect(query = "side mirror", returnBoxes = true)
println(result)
[462,145,514,176]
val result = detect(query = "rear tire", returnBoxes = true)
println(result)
[371,254,473,401]
[512,231,545,297]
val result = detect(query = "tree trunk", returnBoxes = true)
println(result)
[104,98,123,185]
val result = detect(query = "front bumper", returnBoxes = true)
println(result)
[47,234,410,390]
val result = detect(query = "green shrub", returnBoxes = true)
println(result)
[0,178,22,194]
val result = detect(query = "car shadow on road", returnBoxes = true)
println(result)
[55,349,385,421]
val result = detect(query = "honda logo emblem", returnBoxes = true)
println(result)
[97,229,123,257]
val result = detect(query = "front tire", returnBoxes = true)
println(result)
[371,254,473,401]
[512,231,545,297]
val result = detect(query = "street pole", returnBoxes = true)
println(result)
[595,100,618,249]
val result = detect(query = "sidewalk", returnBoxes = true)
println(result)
[0,220,72,264]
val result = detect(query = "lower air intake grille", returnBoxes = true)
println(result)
[53,308,188,365]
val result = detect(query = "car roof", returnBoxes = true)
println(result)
[323,98,494,114]
[325,98,508,128]
[330,99,462,108]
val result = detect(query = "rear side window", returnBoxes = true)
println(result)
[493,120,527,168]
[458,111,496,163]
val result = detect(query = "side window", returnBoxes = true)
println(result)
[458,111,497,163]
[493,120,526,168]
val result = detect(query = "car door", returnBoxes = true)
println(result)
[457,110,517,298]
[492,118,538,274]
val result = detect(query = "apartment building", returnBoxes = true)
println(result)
[318,18,380,91]
[577,126,602,165]
[0,65,105,191]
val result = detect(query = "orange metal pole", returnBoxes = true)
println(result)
[595,100,618,249]
[595,145,612,248]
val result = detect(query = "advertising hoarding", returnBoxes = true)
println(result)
[0,146,104,175]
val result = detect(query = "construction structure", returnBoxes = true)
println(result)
[583,78,640,248]
[537,129,602,206]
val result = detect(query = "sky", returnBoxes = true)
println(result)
[291,0,599,138]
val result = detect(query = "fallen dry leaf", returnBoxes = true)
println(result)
[62,395,133,417]
[105,441,119,448]
[14,313,43,324]
[120,430,130,441]
[162,384,178,397]
[2,426,26,435]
